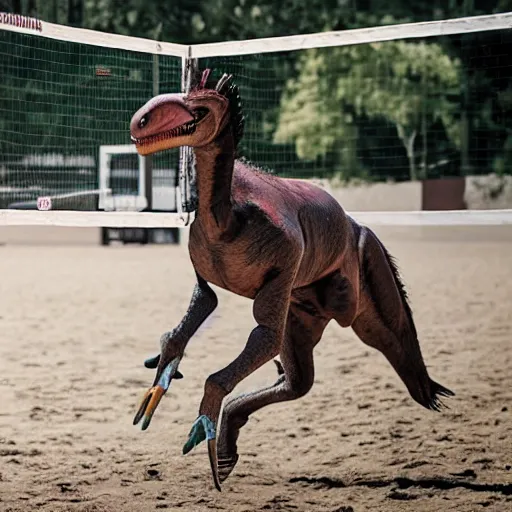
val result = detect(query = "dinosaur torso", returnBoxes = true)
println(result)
[188,159,355,299]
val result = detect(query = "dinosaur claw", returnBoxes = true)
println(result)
[144,355,183,377]
[144,354,161,368]
[182,414,212,454]
[133,358,181,430]
[273,358,284,376]
[133,388,152,426]
[217,454,239,483]
[208,437,222,492]
[133,385,166,430]
[183,415,220,490]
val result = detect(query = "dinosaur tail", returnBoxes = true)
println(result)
[352,226,455,411]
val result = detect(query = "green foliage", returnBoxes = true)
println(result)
[494,135,512,176]
[275,41,461,180]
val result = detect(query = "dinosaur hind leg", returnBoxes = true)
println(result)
[216,304,328,483]
[351,306,454,411]
[351,227,454,410]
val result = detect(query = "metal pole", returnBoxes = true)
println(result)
[143,54,159,212]
[179,53,198,215]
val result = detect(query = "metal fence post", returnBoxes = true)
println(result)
[179,52,198,217]
[142,53,160,212]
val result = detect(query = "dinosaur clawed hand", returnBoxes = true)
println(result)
[183,415,222,491]
[133,353,239,491]
[133,356,182,431]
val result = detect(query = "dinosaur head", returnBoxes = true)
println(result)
[130,69,244,155]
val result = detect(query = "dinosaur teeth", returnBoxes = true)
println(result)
[132,121,196,146]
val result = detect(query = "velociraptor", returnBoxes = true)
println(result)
[130,69,454,491]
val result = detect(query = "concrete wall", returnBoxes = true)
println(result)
[323,179,423,212]
[324,174,512,212]
[465,174,512,210]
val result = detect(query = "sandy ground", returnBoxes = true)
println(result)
[0,225,511,512]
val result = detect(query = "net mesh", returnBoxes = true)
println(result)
[0,28,181,209]
[199,27,512,182]
[1,15,512,227]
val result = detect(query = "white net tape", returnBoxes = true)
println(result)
[2,208,512,228]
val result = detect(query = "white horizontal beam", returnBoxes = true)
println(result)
[191,12,512,58]
[1,209,512,228]
[350,209,512,226]
[2,12,511,60]
[0,209,194,228]
[0,14,188,58]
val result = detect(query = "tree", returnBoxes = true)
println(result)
[274,40,461,181]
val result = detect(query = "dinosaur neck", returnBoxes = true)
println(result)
[193,126,235,233]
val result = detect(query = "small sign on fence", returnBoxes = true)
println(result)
[37,196,52,211]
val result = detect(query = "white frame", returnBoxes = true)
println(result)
[98,144,146,211]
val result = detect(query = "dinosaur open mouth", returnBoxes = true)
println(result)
[131,121,196,146]
[131,107,209,147]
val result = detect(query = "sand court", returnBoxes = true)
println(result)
[0,225,511,511]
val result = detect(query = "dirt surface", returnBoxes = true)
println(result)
[1,225,511,512]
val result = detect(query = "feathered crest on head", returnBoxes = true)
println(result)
[189,68,245,149]
[197,68,211,89]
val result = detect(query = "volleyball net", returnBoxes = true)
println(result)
[1,11,512,228]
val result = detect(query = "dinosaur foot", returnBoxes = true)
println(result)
[183,415,221,492]
[133,357,182,431]
[217,453,239,483]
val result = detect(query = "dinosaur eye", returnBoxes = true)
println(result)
[194,107,209,122]
[138,114,149,128]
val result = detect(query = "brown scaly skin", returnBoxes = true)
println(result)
[131,69,454,491]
